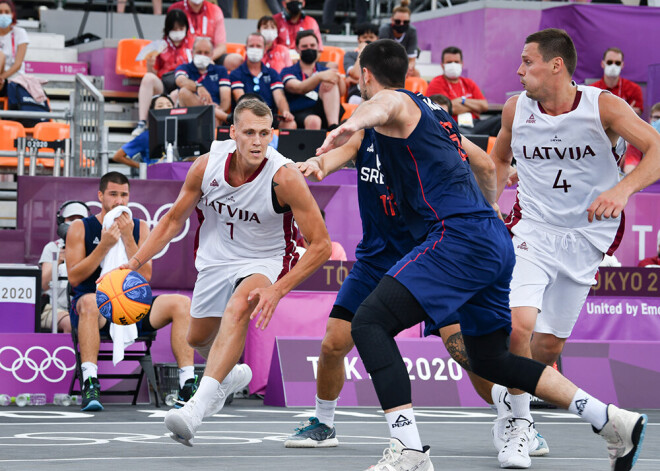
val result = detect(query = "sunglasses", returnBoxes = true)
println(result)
[253,76,260,92]
[605,60,622,66]
[393,19,410,25]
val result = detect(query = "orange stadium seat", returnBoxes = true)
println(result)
[116,38,151,78]
[32,122,71,168]
[487,136,496,154]
[0,97,7,110]
[405,77,428,95]
[341,103,358,122]
[225,42,246,59]
[319,46,345,75]
[0,120,28,169]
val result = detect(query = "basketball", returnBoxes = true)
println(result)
[96,269,152,325]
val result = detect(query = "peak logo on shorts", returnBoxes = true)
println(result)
[392,414,413,428]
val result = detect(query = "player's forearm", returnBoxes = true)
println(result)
[470,159,497,205]
[272,236,331,296]
[618,145,660,197]
[130,213,184,268]
[348,96,395,131]
[68,247,109,286]
[494,158,512,200]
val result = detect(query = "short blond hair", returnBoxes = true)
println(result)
[234,98,273,125]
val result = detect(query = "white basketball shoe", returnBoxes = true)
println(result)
[595,404,648,471]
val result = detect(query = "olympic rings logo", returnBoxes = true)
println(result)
[0,346,76,383]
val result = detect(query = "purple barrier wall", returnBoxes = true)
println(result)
[648,64,660,111]
[77,48,138,92]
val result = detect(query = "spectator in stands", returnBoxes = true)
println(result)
[0,0,27,94]
[132,9,192,137]
[258,15,293,73]
[218,0,247,19]
[592,47,643,115]
[114,95,174,170]
[39,201,90,334]
[322,0,369,29]
[176,37,231,126]
[229,32,296,130]
[623,103,660,174]
[429,93,453,115]
[282,30,345,130]
[344,23,378,105]
[118,0,162,15]
[426,46,501,136]
[274,0,324,51]
[639,232,660,268]
[378,1,419,77]
[66,172,196,412]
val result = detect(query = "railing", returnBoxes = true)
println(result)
[71,73,109,177]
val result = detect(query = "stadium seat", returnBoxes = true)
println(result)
[341,103,358,122]
[116,38,151,78]
[0,97,7,110]
[225,42,246,59]
[405,77,428,95]
[487,136,496,154]
[0,120,28,169]
[32,122,70,151]
[319,46,345,75]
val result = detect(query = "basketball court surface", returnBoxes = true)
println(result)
[1,399,658,470]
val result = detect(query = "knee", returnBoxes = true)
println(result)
[304,114,322,130]
[532,336,564,366]
[223,53,243,72]
[178,87,193,103]
[187,329,213,349]
[509,322,534,352]
[319,82,334,93]
[142,72,158,87]
[77,295,99,319]
[321,331,352,361]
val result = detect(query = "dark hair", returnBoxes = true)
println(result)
[429,94,452,116]
[295,29,319,48]
[441,46,462,63]
[0,0,16,25]
[163,8,189,38]
[602,47,624,61]
[100,172,130,192]
[525,28,577,77]
[257,15,276,30]
[359,39,408,89]
[150,94,174,109]
[355,23,379,38]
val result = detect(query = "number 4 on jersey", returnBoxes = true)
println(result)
[553,170,571,193]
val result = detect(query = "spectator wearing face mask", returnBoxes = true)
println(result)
[273,0,323,50]
[258,15,293,73]
[344,23,378,105]
[0,0,28,94]
[623,102,660,174]
[229,32,296,129]
[378,1,419,77]
[175,36,231,125]
[592,47,643,115]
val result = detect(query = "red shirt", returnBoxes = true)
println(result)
[263,43,292,73]
[624,144,643,168]
[168,0,226,49]
[639,256,660,267]
[591,77,643,113]
[155,36,193,77]
[273,12,323,50]
[426,75,486,120]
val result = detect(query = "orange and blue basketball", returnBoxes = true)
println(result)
[96,269,152,325]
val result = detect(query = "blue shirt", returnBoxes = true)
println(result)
[174,62,230,105]
[374,90,495,240]
[229,61,283,111]
[355,129,419,270]
[121,130,152,164]
[281,62,328,113]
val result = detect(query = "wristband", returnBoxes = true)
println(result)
[461,96,466,105]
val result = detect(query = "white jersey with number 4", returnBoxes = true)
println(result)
[195,139,298,272]
[508,85,623,255]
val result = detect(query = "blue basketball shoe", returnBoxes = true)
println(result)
[81,377,103,411]
[174,375,199,409]
[284,417,338,448]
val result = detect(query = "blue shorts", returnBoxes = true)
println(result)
[334,258,460,329]
[388,216,514,337]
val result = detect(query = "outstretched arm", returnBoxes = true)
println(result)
[298,130,364,182]
[490,96,517,200]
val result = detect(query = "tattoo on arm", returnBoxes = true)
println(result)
[444,332,472,372]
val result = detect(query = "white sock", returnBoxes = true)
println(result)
[491,384,511,418]
[194,376,220,416]
[81,362,98,382]
[508,392,533,422]
[178,366,195,388]
[385,408,423,451]
[568,388,608,430]
[315,395,337,428]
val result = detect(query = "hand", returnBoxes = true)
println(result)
[99,223,121,249]
[146,55,156,70]
[296,159,324,182]
[317,121,359,155]
[247,285,283,330]
[506,167,518,187]
[197,86,212,105]
[118,256,142,272]
[115,212,134,241]
[281,110,295,122]
[587,186,629,223]
[319,69,340,85]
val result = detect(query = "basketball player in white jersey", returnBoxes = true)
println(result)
[120,98,332,446]
[490,28,660,469]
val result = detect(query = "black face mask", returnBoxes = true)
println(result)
[392,23,409,34]
[300,48,317,64]
[286,1,302,15]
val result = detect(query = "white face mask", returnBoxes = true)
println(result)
[169,30,186,42]
[261,29,278,43]
[189,0,204,5]
[193,54,212,70]
[443,62,462,80]
[604,64,622,78]
[246,47,264,63]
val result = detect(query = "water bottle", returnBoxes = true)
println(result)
[0,394,11,406]
[53,393,72,406]
[16,393,47,407]
[166,143,174,163]
[165,393,178,407]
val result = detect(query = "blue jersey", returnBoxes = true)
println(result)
[354,129,418,270]
[374,89,495,240]
[175,63,230,105]
[229,62,283,111]
[281,62,328,113]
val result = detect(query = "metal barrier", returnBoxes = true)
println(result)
[11,137,72,177]
[71,73,109,177]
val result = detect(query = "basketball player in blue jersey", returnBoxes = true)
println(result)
[318,39,647,471]
[284,128,497,448]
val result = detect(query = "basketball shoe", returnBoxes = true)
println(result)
[363,438,434,471]
[497,418,539,469]
[595,404,648,471]
[284,417,338,448]
[81,377,103,412]
[204,363,252,416]
[492,388,549,457]
[174,375,199,409]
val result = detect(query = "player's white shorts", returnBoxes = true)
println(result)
[509,220,603,338]
[190,259,283,318]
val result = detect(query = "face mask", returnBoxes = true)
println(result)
[0,14,12,29]
[193,54,212,70]
[247,47,264,63]
[300,48,317,65]
[189,0,204,5]
[392,23,408,34]
[443,62,462,80]
[604,64,621,78]
[286,1,302,15]
[169,30,186,42]
[261,29,278,43]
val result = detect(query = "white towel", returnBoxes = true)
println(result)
[100,206,139,365]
